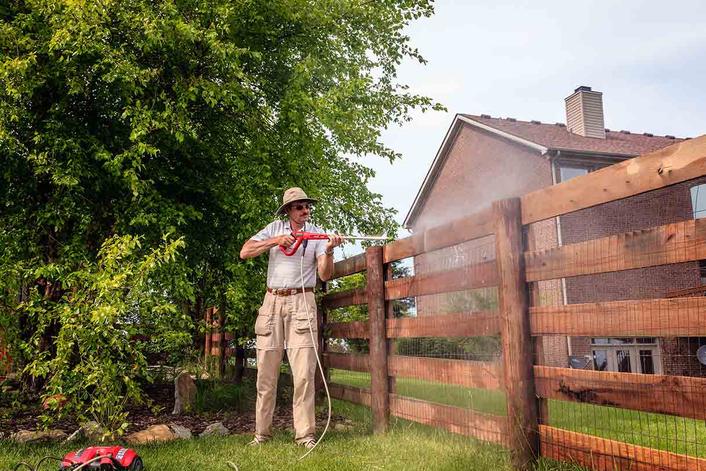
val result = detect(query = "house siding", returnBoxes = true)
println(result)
[411,123,567,365]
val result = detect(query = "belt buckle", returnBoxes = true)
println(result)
[289,288,297,295]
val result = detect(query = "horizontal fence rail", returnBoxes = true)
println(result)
[329,383,371,407]
[384,262,498,300]
[333,252,368,278]
[535,366,706,421]
[389,355,503,390]
[525,217,706,281]
[390,394,508,446]
[530,296,706,337]
[322,287,367,309]
[382,207,494,263]
[540,425,706,471]
[324,352,369,372]
[325,320,369,339]
[386,311,500,338]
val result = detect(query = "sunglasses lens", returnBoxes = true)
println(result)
[295,204,311,210]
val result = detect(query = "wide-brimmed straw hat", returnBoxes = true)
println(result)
[275,187,318,215]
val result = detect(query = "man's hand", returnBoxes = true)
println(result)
[325,234,344,252]
[240,233,296,259]
[276,233,296,248]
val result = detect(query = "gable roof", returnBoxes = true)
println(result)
[462,114,684,156]
[404,114,687,228]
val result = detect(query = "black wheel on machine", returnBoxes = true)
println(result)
[128,457,144,471]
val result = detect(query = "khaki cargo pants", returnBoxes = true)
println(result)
[254,291,317,443]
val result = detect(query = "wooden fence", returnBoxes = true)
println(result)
[319,135,706,470]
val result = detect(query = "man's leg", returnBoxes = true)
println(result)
[287,346,317,444]
[255,347,284,441]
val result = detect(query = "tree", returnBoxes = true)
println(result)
[0,0,440,431]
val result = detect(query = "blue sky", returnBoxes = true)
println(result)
[361,0,706,231]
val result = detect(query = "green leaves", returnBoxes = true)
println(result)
[20,235,189,432]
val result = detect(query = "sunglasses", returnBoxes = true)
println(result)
[292,203,312,211]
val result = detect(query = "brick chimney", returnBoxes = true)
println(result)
[565,86,606,139]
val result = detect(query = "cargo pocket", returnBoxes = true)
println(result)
[294,314,316,335]
[254,308,273,337]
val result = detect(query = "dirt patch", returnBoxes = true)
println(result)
[0,382,338,437]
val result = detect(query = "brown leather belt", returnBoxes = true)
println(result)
[267,287,314,296]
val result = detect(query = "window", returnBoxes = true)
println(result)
[559,166,589,182]
[690,185,706,286]
[591,338,661,374]
[691,184,706,219]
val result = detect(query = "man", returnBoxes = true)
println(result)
[239,187,343,448]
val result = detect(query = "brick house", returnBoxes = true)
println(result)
[404,86,706,376]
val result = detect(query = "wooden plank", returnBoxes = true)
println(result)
[494,198,538,470]
[382,207,494,263]
[384,261,498,300]
[316,282,328,395]
[390,394,508,446]
[540,425,706,471]
[525,218,706,281]
[367,246,389,433]
[333,253,367,279]
[386,311,500,338]
[388,355,503,390]
[522,135,706,224]
[383,233,424,264]
[323,352,370,372]
[535,366,706,421]
[666,284,706,298]
[321,287,367,309]
[421,206,495,254]
[329,383,371,407]
[530,296,706,337]
[385,264,397,394]
[325,320,369,339]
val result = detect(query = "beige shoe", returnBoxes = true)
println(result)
[299,438,317,449]
[248,436,267,446]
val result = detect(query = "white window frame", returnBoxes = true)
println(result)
[591,338,662,374]
[691,184,706,219]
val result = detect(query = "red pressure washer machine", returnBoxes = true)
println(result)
[60,446,143,470]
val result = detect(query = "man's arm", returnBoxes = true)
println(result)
[317,250,335,281]
[316,235,343,281]
[240,234,294,259]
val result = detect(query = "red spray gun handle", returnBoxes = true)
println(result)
[279,232,330,256]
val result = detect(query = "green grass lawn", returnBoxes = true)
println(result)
[330,369,706,459]
[0,399,579,471]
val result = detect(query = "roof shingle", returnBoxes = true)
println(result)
[462,114,684,156]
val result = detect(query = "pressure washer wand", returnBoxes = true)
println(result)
[280,232,390,256]
[339,235,390,241]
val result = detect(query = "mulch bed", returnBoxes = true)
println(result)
[0,382,338,437]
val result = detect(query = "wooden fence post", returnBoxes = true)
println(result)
[384,264,397,395]
[493,198,539,470]
[204,307,212,365]
[315,281,329,401]
[367,245,389,433]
